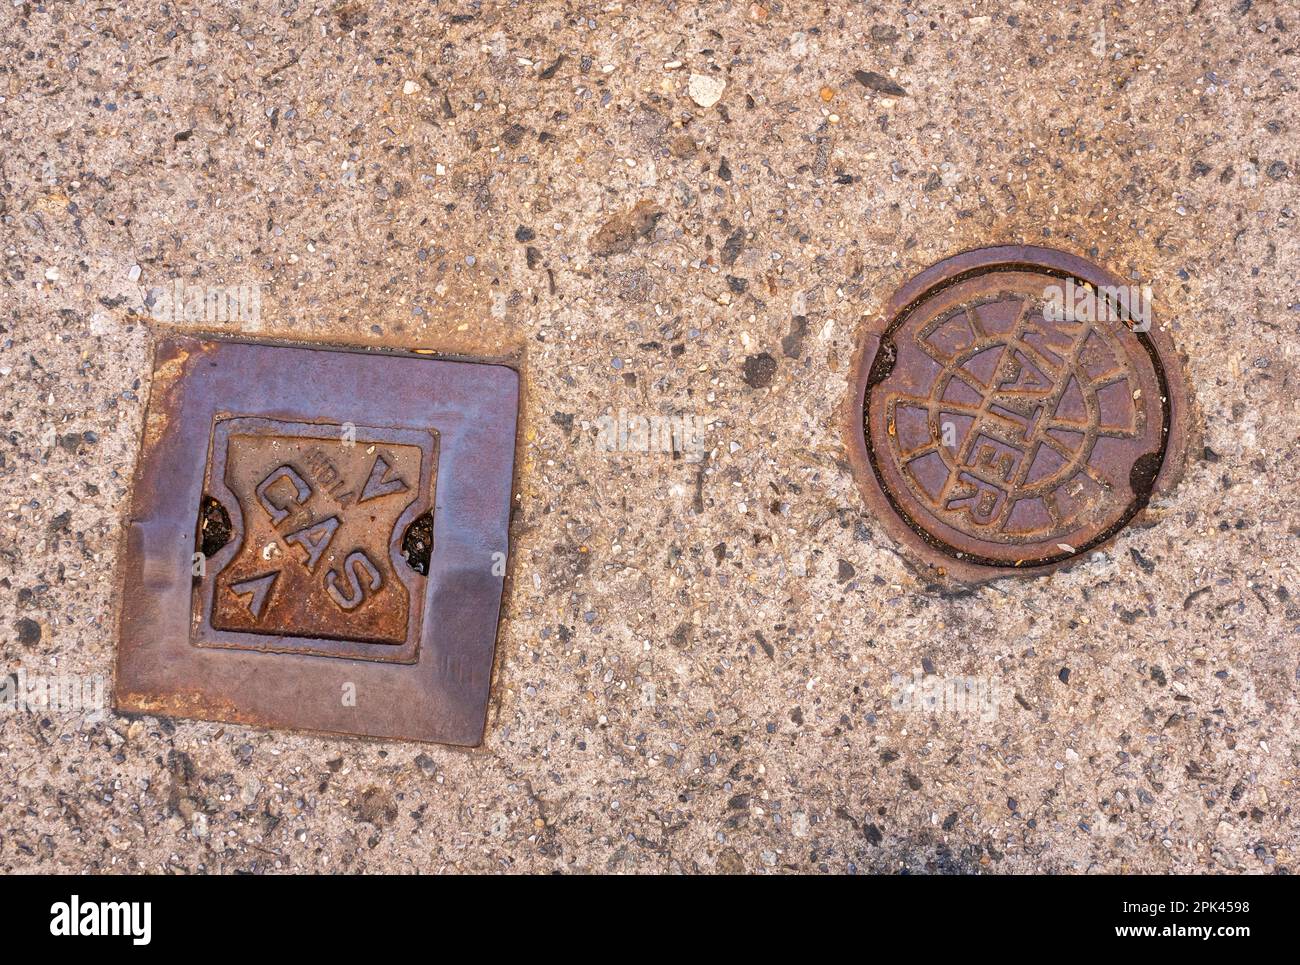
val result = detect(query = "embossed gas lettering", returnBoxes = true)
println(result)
[325,550,383,610]
[245,455,399,613]
[255,466,311,525]
[209,426,427,645]
[283,516,340,572]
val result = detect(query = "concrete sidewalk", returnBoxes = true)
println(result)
[0,0,1295,872]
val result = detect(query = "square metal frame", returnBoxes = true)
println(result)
[114,335,519,745]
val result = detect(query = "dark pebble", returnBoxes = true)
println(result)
[853,69,907,96]
[741,352,777,389]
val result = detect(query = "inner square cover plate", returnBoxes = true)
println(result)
[114,335,520,745]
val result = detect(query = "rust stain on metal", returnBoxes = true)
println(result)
[845,246,1191,584]
[116,689,262,727]
[139,345,192,452]
[206,420,435,648]
[115,334,520,745]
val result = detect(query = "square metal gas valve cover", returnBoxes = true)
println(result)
[114,335,519,745]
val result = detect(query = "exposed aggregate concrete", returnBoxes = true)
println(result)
[0,0,1296,873]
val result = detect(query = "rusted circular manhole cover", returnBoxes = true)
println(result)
[846,246,1190,582]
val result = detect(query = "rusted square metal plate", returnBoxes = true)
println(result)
[114,335,519,745]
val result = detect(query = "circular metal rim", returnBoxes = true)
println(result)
[844,245,1193,584]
